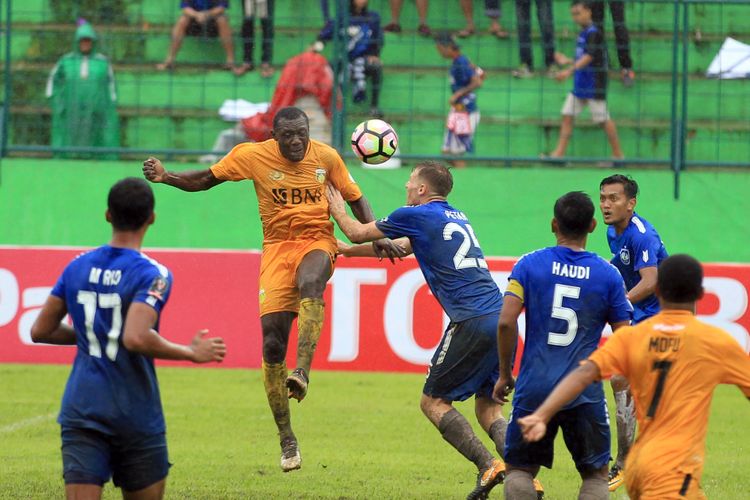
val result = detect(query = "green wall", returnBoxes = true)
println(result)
[2,159,749,262]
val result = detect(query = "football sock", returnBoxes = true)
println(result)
[262,360,294,442]
[614,389,636,468]
[579,475,608,500]
[488,417,508,458]
[504,469,537,500]
[438,408,494,470]
[296,298,325,375]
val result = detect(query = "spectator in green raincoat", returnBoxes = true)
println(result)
[46,21,119,158]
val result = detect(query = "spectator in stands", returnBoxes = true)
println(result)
[457,0,508,39]
[157,0,235,71]
[512,0,556,78]
[320,0,333,35]
[590,0,635,86]
[435,32,484,168]
[46,20,119,158]
[318,0,384,118]
[235,0,275,77]
[383,0,431,37]
[547,0,623,160]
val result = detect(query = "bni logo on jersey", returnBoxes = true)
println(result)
[619,248,631,265]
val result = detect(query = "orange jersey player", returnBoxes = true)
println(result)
[516,254,750,500]
[142,106,403,472]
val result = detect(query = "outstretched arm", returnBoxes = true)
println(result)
[329,186,407,262]
[516,361,601,442]
[122,303,226,363]
[328,186,386,243]
[347,193,378,226]
[143,157,224,192]
[338,237,412,258]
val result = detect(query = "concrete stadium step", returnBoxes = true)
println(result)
[8,25,744,80]
[12,61,748,123]
[11,0,750,37]
[11,0,325,29]
[10,102,748,164]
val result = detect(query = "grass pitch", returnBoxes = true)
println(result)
[1,363,748,499]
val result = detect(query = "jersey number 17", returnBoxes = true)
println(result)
[76,291,123,361]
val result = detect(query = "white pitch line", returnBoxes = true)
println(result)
[0,412,56,434]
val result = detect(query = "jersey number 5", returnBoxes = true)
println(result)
[548,284,581,347]
[443,222,488,270]
[76,291,123,361]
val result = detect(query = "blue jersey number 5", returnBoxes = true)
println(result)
[548,284,580,347]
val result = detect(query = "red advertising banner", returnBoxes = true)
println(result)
[1,247,748,372]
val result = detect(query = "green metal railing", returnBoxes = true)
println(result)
[0,0,748,199]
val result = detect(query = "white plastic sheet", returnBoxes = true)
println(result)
[706,37,750,79]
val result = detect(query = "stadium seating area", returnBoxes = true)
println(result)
[4,0,750,164]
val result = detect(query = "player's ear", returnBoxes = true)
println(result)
[270,129,276,140]
[588,217,597,234]
[105,209,112,223]
[148,212,156,226]
[551,217,558,234]
[627,196,637,212]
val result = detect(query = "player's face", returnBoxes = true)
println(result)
[404,170,423,205]
[599,183,635,226]
[79,38,93,55]
[436,45,453,60]
[273,117,310,163]
[571,5,590,26]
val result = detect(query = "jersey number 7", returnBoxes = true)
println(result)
[647,360,673,418]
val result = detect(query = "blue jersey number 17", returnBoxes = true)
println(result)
[76,291,123,361]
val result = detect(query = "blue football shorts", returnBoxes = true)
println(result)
[505,400,611,473]
[422,312,500,402]
[61,426,170,491]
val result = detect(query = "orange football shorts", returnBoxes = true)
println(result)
[258,238,337,316]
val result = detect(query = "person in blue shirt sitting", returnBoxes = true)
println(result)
[318,0,385,118]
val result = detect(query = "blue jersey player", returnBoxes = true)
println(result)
[31,178,226,500]
[493,192,632,500]
[327,161,513,499]
[599,173,668,491]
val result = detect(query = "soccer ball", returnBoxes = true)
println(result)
[351,119,399,165]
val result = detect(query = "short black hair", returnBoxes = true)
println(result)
[349,0,368,14]
[658,254,704,303]
[414,160,453,197]
[600,174,639,199]
[108,177,154,231]
[434,31,460,50]
[554,191,595,238]
[571,0,591,8]
[273,106,309,129]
